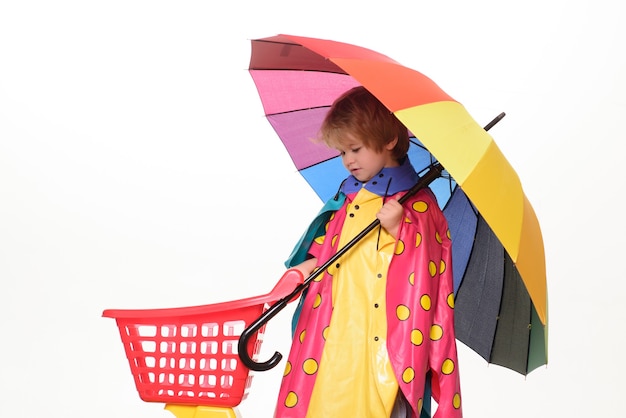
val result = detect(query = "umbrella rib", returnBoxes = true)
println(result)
[251,67,347,76]
[300,154,340,171]
[266,105,330,117]
[523,307,532,374]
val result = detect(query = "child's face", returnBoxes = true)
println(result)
[335,133,398,183]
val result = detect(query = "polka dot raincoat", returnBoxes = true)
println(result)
[276,159,462,418]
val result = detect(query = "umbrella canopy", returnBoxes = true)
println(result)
[248,34,547,375]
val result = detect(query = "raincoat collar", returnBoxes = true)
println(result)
[340,157,419,197]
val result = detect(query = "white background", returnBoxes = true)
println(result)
[1,1,625,417]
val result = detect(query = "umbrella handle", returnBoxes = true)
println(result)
[238,113,505,372]
[238,164,443,371]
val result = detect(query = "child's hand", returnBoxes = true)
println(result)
[293,257,318,278]
[377,199,403,239]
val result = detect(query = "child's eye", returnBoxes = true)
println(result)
[351,147,361,153]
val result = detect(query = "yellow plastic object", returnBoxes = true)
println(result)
[165,404,241,418]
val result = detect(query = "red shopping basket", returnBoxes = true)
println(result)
[103,269,303,408]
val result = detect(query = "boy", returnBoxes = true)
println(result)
[275,86,462,418]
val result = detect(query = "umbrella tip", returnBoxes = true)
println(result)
[484,112,506,131]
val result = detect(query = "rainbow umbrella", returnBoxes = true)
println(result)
[245,34,547,375]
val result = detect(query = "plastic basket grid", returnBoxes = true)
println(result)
[103,269,303,408]
[107,303,267,407]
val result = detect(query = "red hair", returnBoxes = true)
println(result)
[319,86,409,161]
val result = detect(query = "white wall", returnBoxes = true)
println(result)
[1,1,625,416]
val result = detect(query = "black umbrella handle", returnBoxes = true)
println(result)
[238,112,505,372]
[238,164,442,371]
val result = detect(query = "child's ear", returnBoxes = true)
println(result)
[385,136,398,151]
